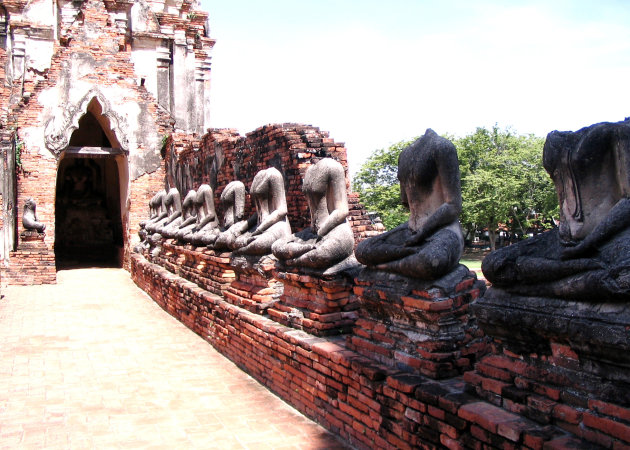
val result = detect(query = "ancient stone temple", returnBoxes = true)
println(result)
[0,0,214,282]
[3,1,629,449]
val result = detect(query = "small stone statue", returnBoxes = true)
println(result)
[155,187,182,235]
[214,181,248,250]
[231,167,292,256]
[355,129,464,279]
[174,189,198,241]
[162,189,197,239]
[187,184,220,246]
[144,189,168,234]
[272,158,354,269]
[482,119,630,300]
[22,198,46,232]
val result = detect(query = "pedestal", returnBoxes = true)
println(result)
[468,288,630,448]
[2,231,56,285]
[349,265,487,379]
[225,254,283,314]
[269,263,360,336]
[142,240,235,296]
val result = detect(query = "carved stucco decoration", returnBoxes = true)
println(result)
[44,89,130,158]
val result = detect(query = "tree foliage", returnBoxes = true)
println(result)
[352,139,414,230]
[352,126,558,250]
[455,126,557,250]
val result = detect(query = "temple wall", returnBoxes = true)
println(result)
[131,252,626,449]
[163,124,384,243]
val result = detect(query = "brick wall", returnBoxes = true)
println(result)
[131,253,600,449]
[3,0,171,272]
[165,124,384,243]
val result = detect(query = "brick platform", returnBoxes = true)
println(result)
[349,266,488,380]
[470,287,630,449]
[131,253,595,449]
[269,265,360,336]
[151,240,234,296]
[2,231,56,285]
[223,254,283,314]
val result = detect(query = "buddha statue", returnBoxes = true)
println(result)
[144,190,168,234]
[231,167,292,256]
[155,187,182,235]
[22,198,46,232]
[214,181,249,250]
[184,184,220,246]
[355,129,464,279]
[174,189,198,241]
[482,119,630,300]
[272,158,354,269]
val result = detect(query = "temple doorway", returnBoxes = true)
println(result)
[54,98,128,267]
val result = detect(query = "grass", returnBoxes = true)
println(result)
[460,259,482,271]
[460,248,487,271]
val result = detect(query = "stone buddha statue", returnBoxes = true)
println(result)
[155,187,182,235]
[186,184,221,246]
[213,180,249,250]
[272,158,354,269]
[160,189,196,239]
[22,198,46,232]
[231,167,292,256]
[144,189,168,234]
[174,189,198,241]
[355,129,464,279]
[482,119,630,300]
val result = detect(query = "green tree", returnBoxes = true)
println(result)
[352,139,414,230]
[455,125,557,250]
[352,126,558,250]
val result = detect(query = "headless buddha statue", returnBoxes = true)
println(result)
[144,190,168,234]
[155,188,182,235]
[482,119,630,300]
[355,129,464,279]
[214,181,248,250]
[186,184,220,246]
[174,189,198,241]
[272,158,354,269]
[231,167,292,256]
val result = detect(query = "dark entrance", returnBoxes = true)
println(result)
[54,101,126,267]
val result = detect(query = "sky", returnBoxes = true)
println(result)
[200,0,630,176]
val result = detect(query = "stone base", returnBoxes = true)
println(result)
[224,254,283,314]
[349,265,488,379]
[131,253,594,449]
[3,232,56,285]
[468,287,630,448]
[145,240,235,296]
[269,265,360,336]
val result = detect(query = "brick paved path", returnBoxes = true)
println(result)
[0,268,347,449]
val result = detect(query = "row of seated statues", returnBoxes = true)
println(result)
[139,119,630,301]
[139,158,357,270]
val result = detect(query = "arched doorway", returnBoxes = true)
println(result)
[54,98,128,267]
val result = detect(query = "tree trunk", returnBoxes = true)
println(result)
[488,227,497,251]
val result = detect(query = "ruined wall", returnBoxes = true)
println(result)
[1,0,214,276]
[132,254,610,449]
[164,124,384,241]
[8,0,170,254]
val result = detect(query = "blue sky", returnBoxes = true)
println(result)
[201,0,630,175]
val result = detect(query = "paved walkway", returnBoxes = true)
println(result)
[0,268,348,449]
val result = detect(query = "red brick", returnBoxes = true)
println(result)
[549,342,579,360]
[588,399,630,423]
[458,401,520,434]
[386,373,425,394]
[440,434,465,450]
[583,412,630,443]
[552,404,583,424]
